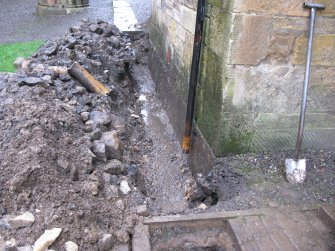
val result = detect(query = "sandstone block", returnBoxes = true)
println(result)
[292,34,335,66]
[230,14,272,65]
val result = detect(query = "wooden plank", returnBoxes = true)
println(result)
[318,205,335,231]
[260,214,296,251]
[228,216,259,251]
[304,210,335,248]
[276,210,330,251]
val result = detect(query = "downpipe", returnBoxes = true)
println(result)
[182,0,206,153]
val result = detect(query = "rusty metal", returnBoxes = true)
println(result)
[182,0,206,153]
[68,62,110,96]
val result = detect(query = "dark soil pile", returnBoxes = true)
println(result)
[0,19,151,250]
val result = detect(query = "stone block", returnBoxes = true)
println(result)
[234,0,334,17]
[180,5,197,34]
[230,14,272,65]
[292,34,335,66]
[266,33,296,63]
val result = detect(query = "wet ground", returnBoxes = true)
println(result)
[0,0,150,44]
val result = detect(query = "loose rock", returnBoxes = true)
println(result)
[8,211,35,229]
[100,131,122,160]
[64,241,78,251]
[136,205,149,216]
[33,228,62,251]
[102,159,126,175]
[98,234,114,251]
[120,180,131,195]
[19,77,45,87]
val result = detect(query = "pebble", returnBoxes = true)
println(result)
[102,159,126,175]
[33,228,62,251]
[98,234,114,251]
[19,77,44,87]
[136,205,149,216]
[80,112,90,122]
[100,131,122,160]
[115,200,125,210]
[5,238,17,251]
[120,180,131,195]
[64,241,78,251]
[8,211,35,229]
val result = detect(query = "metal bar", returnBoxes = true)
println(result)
[294,6,317,160]
[182,0,206,153]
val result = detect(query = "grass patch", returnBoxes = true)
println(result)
[0,40,44,72]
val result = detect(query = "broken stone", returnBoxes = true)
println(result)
[197,203,208,210]
[84,120,94,133]
[83,181,99,196]
[66,37,78,49]
[42,42,58,56]
[14,57,25,69]
[64,241,78,251]
[89,110,112,127]
[107,36,121,50]
[98,234,114,251]
[111,115,126,134]
[42,75,53,85]
[8,211,35,229]
[115,200,125,210]
[120,180,131,195]
[92,140,106,162]
[19,77,45,87]
[102,172,112,185]
[74,86,86,94]
[33,228,62,251]
[102,159,126,175]
[114,230,129,244]
[89,25,103,34]
[136,205,149,216]
[80,112,90,122]
[5,238,18,251]
[105,185,119,199]
[90,129,102,141]
[100,131,122,160]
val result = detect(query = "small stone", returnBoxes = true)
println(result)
[89,25,103,34]
[102,173,112,185]
[114,230,129,244]
[120,180,131,195]
[92,140,106,162]
[197,203,207,210]
[14,57,25,69]
[136,205,149,216]
[8,211,35,229]
[80,112,90,122]
[33,228,62,251]
[90,129,102,141]
[98,234,114,251]
[89,111,112,127]
[42,75,53,85]
[115,200,125,210]
[102,159,126,175]
[64,241,78,251]
[66,37,78,49]
[106,185,119,199]
[84,120,94,133]
[84,181,99,196]
[42,42,58,56]
[5,238,18,251]
[107,36,121,49]
[19,77,44,87]
[75,86,86,94]
[100,131,122,160]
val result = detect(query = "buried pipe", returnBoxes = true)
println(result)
[182,0,206,153]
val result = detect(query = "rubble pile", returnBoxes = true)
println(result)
[0,19,151,250]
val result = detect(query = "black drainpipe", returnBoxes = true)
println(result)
[182,0,206,153]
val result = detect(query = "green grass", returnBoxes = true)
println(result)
[0,40,44,72]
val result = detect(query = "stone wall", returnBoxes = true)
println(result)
[150,0,335,159]
[37,0,89,15]
[149,0,198,141]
